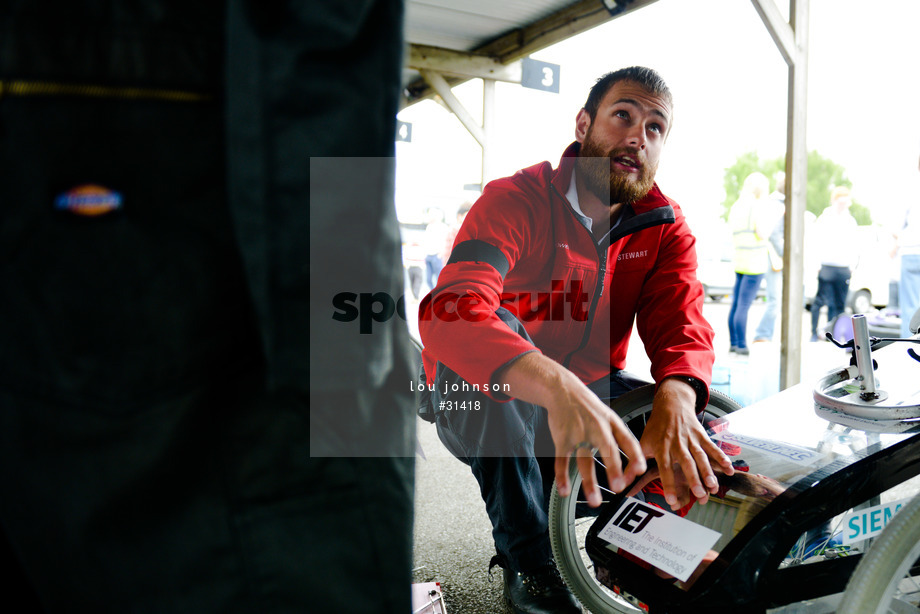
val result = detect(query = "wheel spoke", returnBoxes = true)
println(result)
[895,571,920,604]
[905,574,920,594]
[887,597,920,614]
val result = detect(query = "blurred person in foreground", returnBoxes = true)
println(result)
[810,186,858,341]
[0,2,415,613]
[418,66,732,614]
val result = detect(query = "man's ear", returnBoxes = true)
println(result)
[574,108,591,143]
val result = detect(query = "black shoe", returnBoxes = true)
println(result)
[502,562,582,614]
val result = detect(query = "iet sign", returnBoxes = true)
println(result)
[608,500,664,534]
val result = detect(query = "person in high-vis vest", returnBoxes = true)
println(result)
[727,172,772,355]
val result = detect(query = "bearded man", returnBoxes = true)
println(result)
[418,66,731,614]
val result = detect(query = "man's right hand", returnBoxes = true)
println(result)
[495,353,646,506]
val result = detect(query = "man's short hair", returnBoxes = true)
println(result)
[583,66,672,121]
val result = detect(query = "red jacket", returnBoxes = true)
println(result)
[419,143,714,400]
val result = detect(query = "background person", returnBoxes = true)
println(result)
[422,207,450,290]
[893,154,920,337]
[754,172,786,343]
[810,186,859,341]
[727,172,772,354]
[441,201,473,265]
[403,231,427,300]
[419,66,732,614]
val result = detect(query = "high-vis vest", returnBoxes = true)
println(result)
[730,199,768,275]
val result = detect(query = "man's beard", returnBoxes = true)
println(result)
[576,133,657,205]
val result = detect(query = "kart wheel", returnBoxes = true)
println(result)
[548,386,741,613]
[838,494,920,614]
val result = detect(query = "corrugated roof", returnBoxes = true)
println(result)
[402,0,659,104]
[405,0,575,50]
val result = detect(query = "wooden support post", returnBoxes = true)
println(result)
[481,78,496,189]
[419,69,485,147]
[751,0,809,389]
[780,0,809,389]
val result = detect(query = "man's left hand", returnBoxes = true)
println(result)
[636,377,734,510]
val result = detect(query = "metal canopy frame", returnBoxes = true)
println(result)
[404,0,810,389]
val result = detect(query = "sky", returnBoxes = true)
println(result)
[394,0,920,233]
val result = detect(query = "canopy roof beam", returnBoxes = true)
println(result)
[408,45,522,84]
[403,0,660,107]
[751,0,796,65]
[418,69,485,147]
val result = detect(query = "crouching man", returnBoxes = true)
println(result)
[419,66,733,613]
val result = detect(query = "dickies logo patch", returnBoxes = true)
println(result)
[54,184,123,216]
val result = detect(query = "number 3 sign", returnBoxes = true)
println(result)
[521,58,560,93]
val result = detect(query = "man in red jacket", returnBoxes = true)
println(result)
[419,66,733,614]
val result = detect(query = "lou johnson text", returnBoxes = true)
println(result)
[410,380,511,396]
